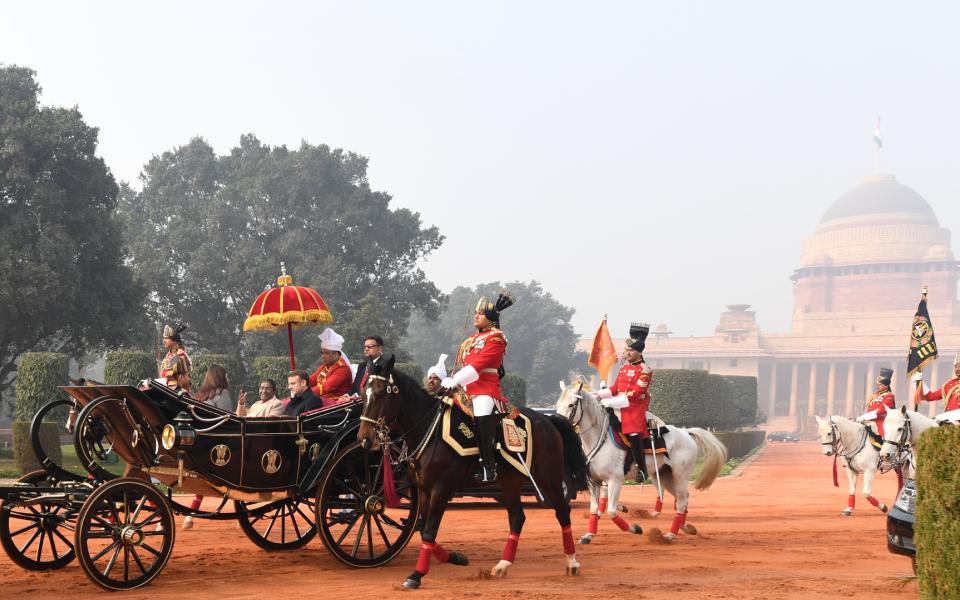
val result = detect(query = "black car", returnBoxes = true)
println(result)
[887,479,917,573]
[767,431,800,442]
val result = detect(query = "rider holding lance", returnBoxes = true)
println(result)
[856,367,895,436]
[441,291,515,483]
[596,323,652,483]
[912,352,960,423]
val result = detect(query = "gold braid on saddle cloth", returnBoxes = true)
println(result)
[443,388,519,420]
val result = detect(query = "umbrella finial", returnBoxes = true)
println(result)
[277,261,293,286]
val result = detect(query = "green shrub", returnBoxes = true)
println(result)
[648,369,719,428]
[104,350,156,385]
[394,362,424,384]
[12,421,61,475]
[916,425,960,598]
[713,430,764,459]
[249,356,292,398]
[721,375,759,427]
[502,373,527,408]
[15,352,69,422]
[191,354,245,393]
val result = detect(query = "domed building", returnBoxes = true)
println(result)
[581,174,960,420]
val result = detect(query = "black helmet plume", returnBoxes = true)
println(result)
[627,322,650,353]
[476,291,516,326]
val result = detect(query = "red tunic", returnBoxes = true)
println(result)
[608,361,652,437]
[455,327,507,401]
[919,377,960,411]
[159,347,191,390]
[865,390,895,436]
[309,357,353,401]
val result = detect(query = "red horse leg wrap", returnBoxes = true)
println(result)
[502,532,520,562]
[654,497,663,513]
[866,496,881,508]
[598,497,608,513]
[189,494,203,511]
[416,542,435,574]
[562,526,576,555]
[670,512,685,535]
[611,515,631,531]
[588,514,599,534]
[432,543,450,563]
[847,495,856,509]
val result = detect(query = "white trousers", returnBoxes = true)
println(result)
[473,395,495,416]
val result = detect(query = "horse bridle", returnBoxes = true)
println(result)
[563,382,586,430]
[879,413,913,473]
[360,373,400,444]
[822,419,841,455]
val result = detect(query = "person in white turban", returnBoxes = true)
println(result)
[309,328,354,401]
[425,354,448,395]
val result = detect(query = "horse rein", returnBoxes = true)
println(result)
[562,385,608,465]
[361,372,445,463]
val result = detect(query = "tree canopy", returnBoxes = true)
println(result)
[117,135,443,367]
[0,65,146,396]
[402,281,586,406]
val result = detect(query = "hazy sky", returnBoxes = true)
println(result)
[3,1,959,338]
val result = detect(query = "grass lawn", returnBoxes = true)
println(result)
[0,445,127,479]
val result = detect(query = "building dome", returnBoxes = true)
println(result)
[820,174,937,225]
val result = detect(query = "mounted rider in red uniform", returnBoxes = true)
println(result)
[596,323,652,483]
[912,352,960,423]
[441,291,515,483]
[856,367,896,436]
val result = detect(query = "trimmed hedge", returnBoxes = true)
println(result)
[394,362,424,384]
[14,352,69,422]
[713,430,765,460]
[502,374,527,408]
[721,375,760,427]
[250,356,291,398]
[104,350,156,385]
[191,354,244,393]
[12,421,60,475]
[648,369,758,430]
[916,425,960,598]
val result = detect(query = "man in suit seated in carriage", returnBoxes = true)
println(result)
[285,370,324,417]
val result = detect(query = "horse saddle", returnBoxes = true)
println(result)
[607,408,669,455]
[440,404,533,475]
[865,427,884,451]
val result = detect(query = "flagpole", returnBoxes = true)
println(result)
[912,285,928,411]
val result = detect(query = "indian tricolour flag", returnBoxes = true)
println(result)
[873,117,882,148]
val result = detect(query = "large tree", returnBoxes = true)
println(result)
[402,281,586,406]
[0,65,147,396]
[117,135,443,367]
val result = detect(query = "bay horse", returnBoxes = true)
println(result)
[879,406,937,474]
[357,355,589,590]
[815,415,899,515]
[556,378,727,542]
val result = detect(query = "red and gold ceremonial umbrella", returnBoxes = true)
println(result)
[243,264,333,370]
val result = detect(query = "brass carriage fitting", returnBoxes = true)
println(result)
[161,411,197,450]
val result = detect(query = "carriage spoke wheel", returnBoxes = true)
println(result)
[0,471,80,570]
[73,396,125,482]
[316,441,419,567]
[74,478,175,591]
[235,496,317,550]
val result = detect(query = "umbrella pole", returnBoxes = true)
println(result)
[287,323,296,370]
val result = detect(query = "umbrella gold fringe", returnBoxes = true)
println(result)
[243,309,333,332]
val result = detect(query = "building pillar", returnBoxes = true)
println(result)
[767,361,778,418]
[807,362,818,416]
[865,362,877,410]
[826,362,837,416]
[788,362,799,416]
[844,362,856,416]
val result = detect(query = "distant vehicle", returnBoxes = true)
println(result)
[887,479,916,574]
[767,431,800,442]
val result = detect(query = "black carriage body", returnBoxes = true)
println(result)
[59,381,361,494]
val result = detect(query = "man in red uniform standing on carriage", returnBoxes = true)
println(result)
[912,352,960,423]
[595,323,652,483]
[441,291,515,483]
[856,367,896,436]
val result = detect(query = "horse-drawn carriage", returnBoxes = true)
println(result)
[0,380,419,590]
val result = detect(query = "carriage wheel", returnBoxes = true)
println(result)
[74,478,175,591]
[315,441,419,567]
[0,470,79,570]
[73,396,125,482]
[235,496,318,550]
[30,398,85,482]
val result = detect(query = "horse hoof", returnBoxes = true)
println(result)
[402,579,421,590]
[879,503,888,513]
[578,535,592,545]
[618,503,629,513]
[566,565,581,576]
[841,509,853,517]
[448,551,469,566]
[663,532,677,542]
[492,569,508,578]
[680,523,698,535]
[630,524,643,534]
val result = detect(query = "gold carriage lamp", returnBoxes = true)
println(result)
[161,411,196,450]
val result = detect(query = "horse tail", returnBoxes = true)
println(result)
[548,414,590,492]
[685,427,728,491]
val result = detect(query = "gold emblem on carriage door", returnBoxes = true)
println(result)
[262,450,282,474]
[211,444,231,467]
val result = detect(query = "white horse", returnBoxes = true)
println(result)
[556,378,728,542]
[815,415,895,516]
[880,405,938,473]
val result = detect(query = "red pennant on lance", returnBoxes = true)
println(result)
[588,319,618,382]
[907,295,938,377]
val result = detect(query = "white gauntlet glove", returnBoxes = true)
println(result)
[856,410,878,422]
[910,371,923,383]
[600,394,629,409]
[595,388,613,401]
[440,365,479,392]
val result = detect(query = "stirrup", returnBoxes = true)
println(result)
[476,462,498,483]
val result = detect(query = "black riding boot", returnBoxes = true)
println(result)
[474,415,500,483]
[629,435,648,483]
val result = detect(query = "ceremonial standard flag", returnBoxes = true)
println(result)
[907,294,938,376]
[873,117,883,148]
[588,318,618,382]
